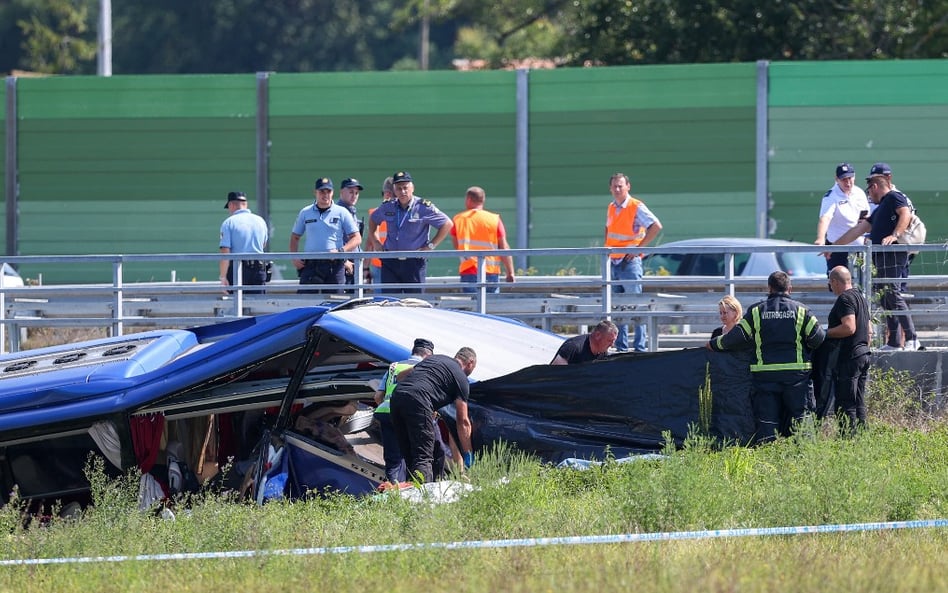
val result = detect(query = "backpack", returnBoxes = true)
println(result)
[896,213,926,246]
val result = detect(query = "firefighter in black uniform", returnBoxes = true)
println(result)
[707,271,825,444]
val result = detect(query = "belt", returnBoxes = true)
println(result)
[242,260,266,268]
[304,259,341,265]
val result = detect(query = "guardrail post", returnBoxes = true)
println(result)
[233,255,244,317]
[112,261,124,336]
[602,253,612,322]
[477,254,487,315]
[724,252,736,297]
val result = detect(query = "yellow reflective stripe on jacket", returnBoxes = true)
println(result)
[750,361,813,372]
[748,304,814,373]
[375,361,415,414]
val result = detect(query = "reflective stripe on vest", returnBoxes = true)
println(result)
[748,306,815,373]
[605,198,645,260]
[374,361,415,414]
[452,209,501,274]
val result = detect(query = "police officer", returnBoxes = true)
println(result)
[289,177,362,294]
[834,167,919,351]
[219,191,269,294]
[814,162,870,274]
[708,271,825,443]
[368,171,453,293]
[337,177,365,287]
[390,347,476,483]
[373,337,434,483]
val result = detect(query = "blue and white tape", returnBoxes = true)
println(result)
[2,519,946,567]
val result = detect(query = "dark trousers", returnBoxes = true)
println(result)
[835,353,870,435]
[380,258,427,294]
[390,395,435,483]
[374,411,407,483]
[297,260,345,294]
[227,261,267,294]
[875,254,916,346]
[751,372,811,444]
[824,250,850,275]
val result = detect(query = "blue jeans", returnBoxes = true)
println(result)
[460,273,500,294]
[612,257,646,352]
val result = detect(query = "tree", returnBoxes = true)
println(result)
[565,0,947,66]
[397,0,573,67]
[109,0,427,74]
[0,0,97,75]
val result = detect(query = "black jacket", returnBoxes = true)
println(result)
[709,292,825,374]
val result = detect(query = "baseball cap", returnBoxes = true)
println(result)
[835,163,855,179]
[341,177,364,190]
[392,171,413,184]
[869,162,892,177]
[314,177,334,190]
[413,338,435,352]
[225,191,247,209]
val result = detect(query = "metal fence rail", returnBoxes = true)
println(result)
[3,244,947,353]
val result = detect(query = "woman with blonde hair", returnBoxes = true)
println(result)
[711,295,742,338]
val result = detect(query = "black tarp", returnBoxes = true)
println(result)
[465,347,756,463]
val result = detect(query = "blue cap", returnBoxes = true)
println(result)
[341,177,364,190]
[392,171,413,184]
[869,162,892,177]
[413,338,434,352]
[225,191,247,208]
[835,163,855,179]
[314,177,334,190]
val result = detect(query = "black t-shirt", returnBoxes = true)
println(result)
[552,334,603,364]
[391,354,470,410]
[828,288,870,359]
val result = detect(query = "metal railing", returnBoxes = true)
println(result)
[3,243,947,353]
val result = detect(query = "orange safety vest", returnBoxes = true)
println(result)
[605,197,646,260]
[368,207,387,268]
[452,209,501,275]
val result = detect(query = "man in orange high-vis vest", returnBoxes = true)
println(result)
[606,172,662,352]
[366,177,394,289]
[451,186,516,293]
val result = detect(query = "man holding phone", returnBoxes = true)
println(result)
[814,162,870,274]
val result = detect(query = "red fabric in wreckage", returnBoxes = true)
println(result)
[130,413,165,473]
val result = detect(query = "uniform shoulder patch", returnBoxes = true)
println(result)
[421,199,433,207]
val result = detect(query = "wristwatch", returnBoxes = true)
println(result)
[426,242,436,250]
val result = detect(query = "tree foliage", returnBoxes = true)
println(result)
[0,0,945,75]
[566,0,947,65]
[0,0,97,75]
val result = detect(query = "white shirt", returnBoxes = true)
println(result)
[819,183,870,245]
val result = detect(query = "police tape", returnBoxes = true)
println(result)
[2,518,947,566]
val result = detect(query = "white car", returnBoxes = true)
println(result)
[644,238,827,278]
[1,263,24,287]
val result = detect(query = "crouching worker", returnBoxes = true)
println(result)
[707,271,825,444]
[390,347,477,483]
